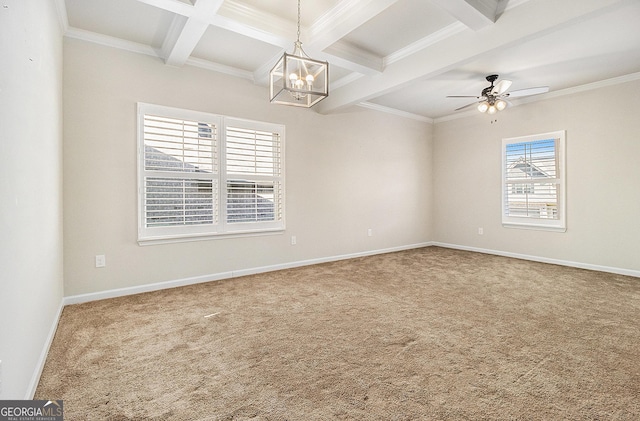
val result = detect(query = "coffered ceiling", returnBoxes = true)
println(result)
[57,0,640,121]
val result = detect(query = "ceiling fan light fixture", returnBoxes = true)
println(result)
[269,0,328,108]
[449,75,549,115]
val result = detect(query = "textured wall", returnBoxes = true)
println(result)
[433,79,640,273]
[62,38,433,296]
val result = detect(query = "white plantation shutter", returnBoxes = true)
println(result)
[223,120,284,230]
[504,139,558,218]
[502,131,566,232]
[226,126,281,175]
[138,104,285,243]
[144,177,216,227]
[143,115,216,173]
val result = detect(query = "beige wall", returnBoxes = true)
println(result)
[0,0,64,398]
[433,79,640,273]
[63,38,433,297]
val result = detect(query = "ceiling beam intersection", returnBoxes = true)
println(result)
[161,0,225,67]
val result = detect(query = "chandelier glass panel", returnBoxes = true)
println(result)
[270,0,328,107]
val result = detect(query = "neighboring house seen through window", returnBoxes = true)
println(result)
[502,130,566,231]
[137,103,284,244]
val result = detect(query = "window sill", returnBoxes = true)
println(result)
[502,222,566,233]
[138,228,285,246]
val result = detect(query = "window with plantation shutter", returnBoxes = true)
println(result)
[502,130,566,232]
[223,120,283,230]
[138,104,284,244]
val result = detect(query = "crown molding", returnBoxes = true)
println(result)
[64,25,266,84]
[65,27,162,58]
[185,56,255,81]
[518,71,640,104]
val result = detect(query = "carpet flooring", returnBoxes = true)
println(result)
[36,247,640,420]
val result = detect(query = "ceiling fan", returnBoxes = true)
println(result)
[447,75,549,114]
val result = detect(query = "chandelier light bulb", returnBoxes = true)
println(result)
[477,102,489,113]
[488,105,497,114]
[496,99,507,111]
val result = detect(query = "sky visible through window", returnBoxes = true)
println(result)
[506,138,556,180]
[506,139,555,162]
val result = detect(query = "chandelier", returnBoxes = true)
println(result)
[269,0,329,107]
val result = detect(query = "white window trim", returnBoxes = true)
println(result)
[501,130,566,232]
[137,103,285,245]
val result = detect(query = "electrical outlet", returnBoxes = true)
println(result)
[290,236,296,245]
[478,227,484,235]
[95,255,106,268]
[367,228,373,237]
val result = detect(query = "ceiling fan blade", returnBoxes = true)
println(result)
[455,101,480,111]
[446,95,480,98]
[506,86,549,98]
[491,79,512,95]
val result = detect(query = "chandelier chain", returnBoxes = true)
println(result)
[296,0,301,43]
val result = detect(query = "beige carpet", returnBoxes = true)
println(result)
[36,247,640,420]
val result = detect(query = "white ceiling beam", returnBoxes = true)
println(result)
[321,41,384,75]
[163,17,208,66]
[316,0,625,114]
[384,22,467,66]
[53,0,69,33]
[358,102,434,123]
[215,0,388,84]
[134,0,194,17]
[214,1,296,49]
[144,0,390,76]
[162,0,224,67]
[219,0,387,76]
[308,0,400,50]
[429,0,500,31]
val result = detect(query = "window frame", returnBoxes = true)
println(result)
[137,103,285,245]
[501,130,566,232]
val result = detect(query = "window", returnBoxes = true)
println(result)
[138,103,284,243]
[502,130,566,231]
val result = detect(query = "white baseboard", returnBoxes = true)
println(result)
[63,240,638,307]
[63,271,235,305]
[432,242,640,278]
[25,298,65,399]
[64,242,433,305]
